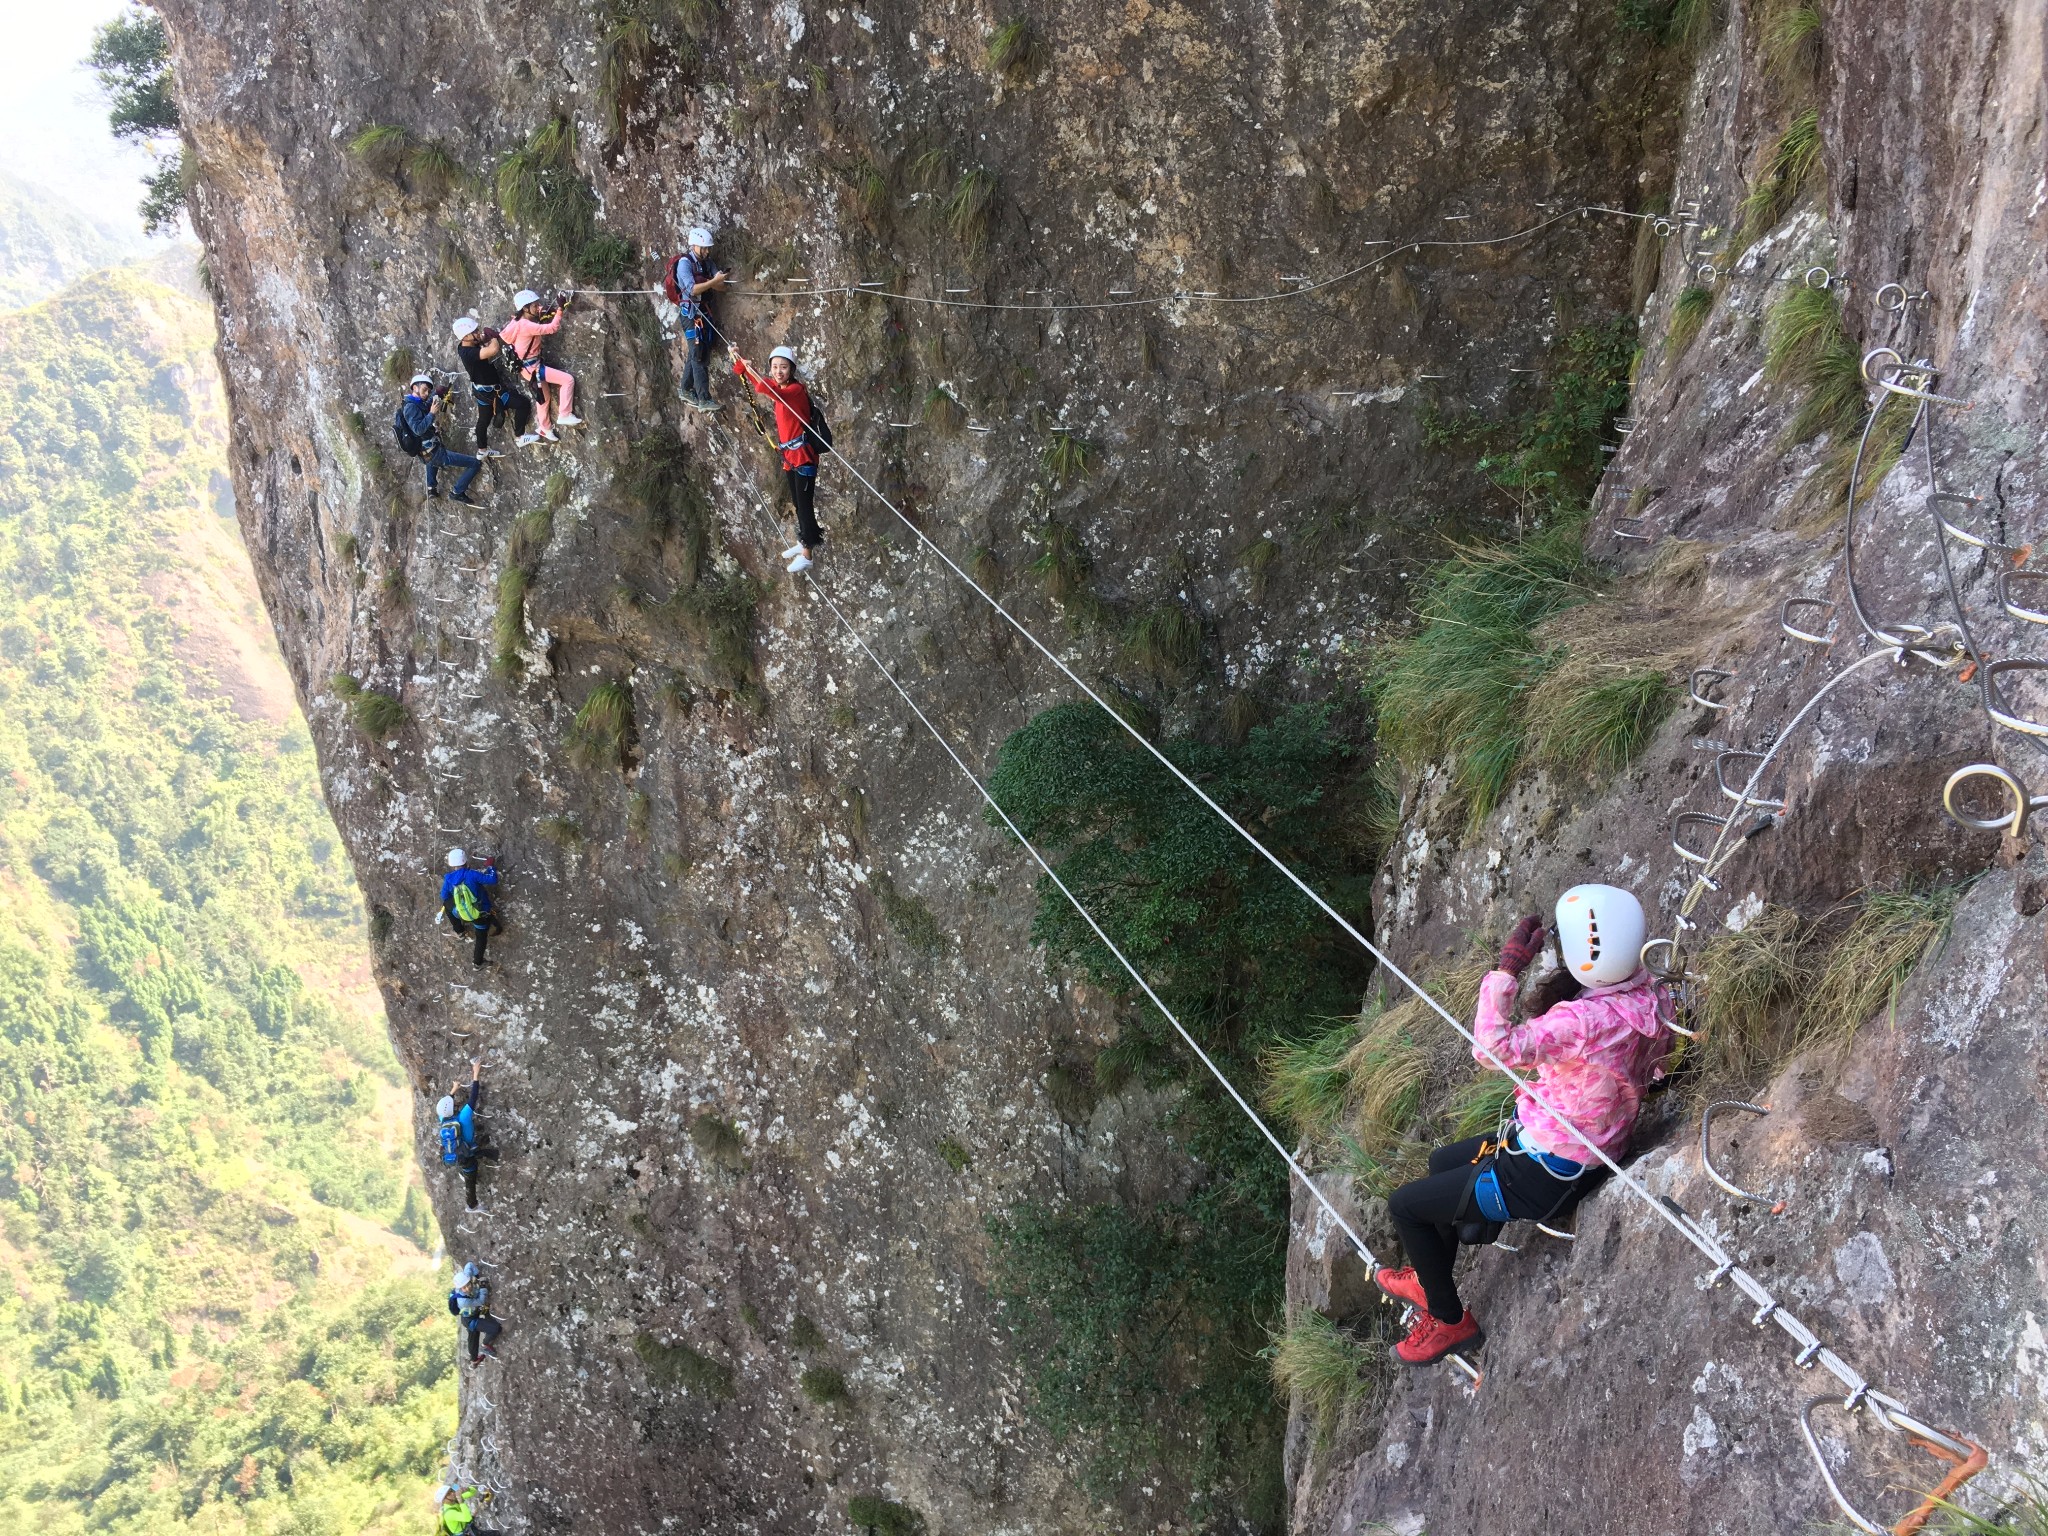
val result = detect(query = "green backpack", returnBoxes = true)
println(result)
[451,882,481,924]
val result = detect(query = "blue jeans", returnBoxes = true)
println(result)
[426,445,481,496]
[683,326,712,401]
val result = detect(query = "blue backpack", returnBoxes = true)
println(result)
[438,1119,462,1164]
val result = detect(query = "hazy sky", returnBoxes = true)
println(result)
[1,0,164,243]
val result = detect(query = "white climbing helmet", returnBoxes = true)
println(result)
[447,847,468,869]
[687,226,714,248]
[512,288,542,311]
[769,345,799,368]
[433,1485,456,1504]
[409,372,435,388]
[451,315,479,339]
[1554,883,1648,986]
[437,1095,457,1120]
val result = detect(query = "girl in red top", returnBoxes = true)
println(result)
[734,345,823,572]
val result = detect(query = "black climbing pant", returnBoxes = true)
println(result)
[468,911,504,966]
[464,1314,502,1362]
[786,467,822,549]
[475,385,532,450]
[460,1144,501,1209]
[1387,1135,1592,1322]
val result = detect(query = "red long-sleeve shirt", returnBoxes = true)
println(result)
[737,360,818,471]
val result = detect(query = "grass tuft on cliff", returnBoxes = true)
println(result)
[496,115,634,283]
[943,166,1000,257]
[1265,1311,1384,1446]
[846,1495,926,1536]
[1738,109,1823,246]
[567,679,635,771]
[987,17,1050,85]
[1668,283,1714,353]
[1765,283,1864,443]
[1123,602,1202,685]
[348,123,469,198]
[633,1333,736,1398]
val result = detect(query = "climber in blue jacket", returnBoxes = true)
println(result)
[439,848,503,966]
[436,1057,501,1208]
[397,374,483,503]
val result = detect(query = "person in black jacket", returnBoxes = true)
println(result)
[451,316,536,453]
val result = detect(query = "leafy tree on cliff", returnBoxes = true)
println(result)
[87,5,187,236]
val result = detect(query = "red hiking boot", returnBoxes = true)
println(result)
[1373,1267,1429,1310]
[1393,1308,1484,1366]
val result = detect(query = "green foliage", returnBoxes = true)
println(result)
[988,18,1050,85]
[348,126,468,198]
[789,1313,826,1350]
[88,7,178,143]
[984,702,1370,1507]
[0,267,449,1532]
[1041,430,1094,488]
[1616,0,1720,48]
[1805,886,1959,1047]
[1031,519,1090,604]
[844,155,893,231]
[658,571,764,693]
[1929,1489,2048,1536]
[1266,1311,1379,1444]
[690,1112,746,1171]
[138,153,191,239]
[618,434,712,579]
[1122,602,1201,685]
[1241,536,1279,601]
[934,1138,972,1173]
[381,345,417,386]
[1765,283,1865,443]
[330,674,407,739]
[1668,284,1714,353]
[1258,1016,1359,1144]
[800,1365,851,1404]
[1738,109,1823,245]
[873,871,946,955]
[1474,319,1635,515]
[846,1494,926,1536]
[1527,668,1677,778]
[944,167,1000,256]
[633,1333,735,1398]
[495,116,633,280]
[1370,517,1595,822]
[567,679,635,771]
[1762,0,1823,81]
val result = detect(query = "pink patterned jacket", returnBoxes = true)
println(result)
[1471,967,1675,1162]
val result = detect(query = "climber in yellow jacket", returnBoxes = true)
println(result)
[434,1483,501,1535]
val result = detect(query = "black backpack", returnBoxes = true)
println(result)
[392,403,428,458]
[801,398,833,454]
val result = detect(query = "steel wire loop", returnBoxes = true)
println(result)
[1943,763,2048,834]
[1699,1101,1786,1213]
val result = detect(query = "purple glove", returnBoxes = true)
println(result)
[1498,914,1545,977]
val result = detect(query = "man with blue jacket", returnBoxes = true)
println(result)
[397,373,483,504]
[436,1057,501,1208]
[439,847,502,966]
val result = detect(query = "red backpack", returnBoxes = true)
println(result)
[661,253,688,307]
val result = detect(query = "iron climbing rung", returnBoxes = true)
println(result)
[1689,668,1735,710]
[1671,810,1729,867]
[1613,516,1652,541]
[1998,570,2048,626]
[1984,658,2048,737]
[1715,749,1787,811]
[1930,491,2028,560]
[1942,762,2048,836]
[1699,1100,1786,1213]
[1780,597,1836,645]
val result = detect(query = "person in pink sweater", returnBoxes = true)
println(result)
[499,289,581,440]
[1372,884,1675,1365]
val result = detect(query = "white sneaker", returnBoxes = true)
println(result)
[782,544,805,560]
[786,554,813,574]
[477,447,505,459]
[555,413,583,428]
[515,434,541,448]
[539,428,560,443]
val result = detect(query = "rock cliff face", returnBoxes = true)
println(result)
[152,0,2045,1530]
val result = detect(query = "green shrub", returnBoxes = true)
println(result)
[1738,109,1822,245]
[846,1495,925,1536]
[690,1112,746,1171]
[935,1138,972,1172]
[381,345,416,386]
[618,434,711,580]
[567,679,635,771]
[492,565,532,679]
[1527,667,1677,778]
[1475,319,1635,514]
[1123,602,1201,685]
[496,116,631,278]
[1668,284,1714,353]
[329,674,406,739]
[944,167,999,256]
[1763,1,1823,81]
[1266,1310,1378,1443]
[1240,536,1279,601]
[873,871,945,955]
[1041,430,1094,487]
[1804,886,1959,1047]
[1765,284,1864,443]
[987,18,1049,85]
[660,571,763,692]
[1258,1016,1360,1143]
[790,1313,826,1350]
[1030,519,1090,602]
[800,1365,850,1404]
[844,154,892,231]
[633,1332,735,1398]
[1693,905,1804,1084]
[348,125,467,197]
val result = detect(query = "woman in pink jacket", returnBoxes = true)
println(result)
[1374,884,1675,1365]
[499,289,581,441]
